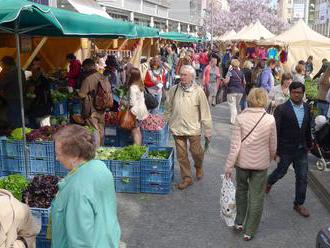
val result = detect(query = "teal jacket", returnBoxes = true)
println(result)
[51,160,120,248]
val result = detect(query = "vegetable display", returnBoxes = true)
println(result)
[10,128,33,140]
[305,79,318,100]
[141,114,165,131]
[148,150,170,159]
[26,126,61,142]
[96,145,147,161]
[51,89,70,103]
[23,175,60,208]
[0,175,29,201]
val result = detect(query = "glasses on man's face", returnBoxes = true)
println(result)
[291,90,304,95]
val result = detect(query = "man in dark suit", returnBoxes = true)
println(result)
[266,82,312,217]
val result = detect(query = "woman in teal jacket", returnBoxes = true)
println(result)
[52,125,120,248]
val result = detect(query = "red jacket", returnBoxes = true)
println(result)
[199,52,209,65]
[144,68,166,94]
[67,59,81,88]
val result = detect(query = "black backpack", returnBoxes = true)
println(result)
[144,88,159,110]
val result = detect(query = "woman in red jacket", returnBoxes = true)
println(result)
[66,53,81,91]
[203,54,221,106]
[144,56,166,114]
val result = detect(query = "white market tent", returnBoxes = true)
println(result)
[232,20,275,41]
[220,29,237,41]
[266,19,330,73]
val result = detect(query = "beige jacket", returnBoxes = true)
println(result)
[129,85,149,121]
[0,190,40,248]
[225,108,277,171]
[164,84,212,136]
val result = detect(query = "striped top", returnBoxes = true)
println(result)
[225,108,277,171]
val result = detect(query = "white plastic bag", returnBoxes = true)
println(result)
[220,174,237,227]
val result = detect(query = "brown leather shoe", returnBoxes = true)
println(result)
[177,178,193,190]
[293,204,310,217]
[196,167,204,180]
[265,184,272,194]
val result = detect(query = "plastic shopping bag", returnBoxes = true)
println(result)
[220,175,237,227]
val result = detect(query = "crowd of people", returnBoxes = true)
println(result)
[1,42,330,247]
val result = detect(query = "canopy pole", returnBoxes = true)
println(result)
[15,32,29,178]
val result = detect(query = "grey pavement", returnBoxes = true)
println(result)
[117,103,330,248]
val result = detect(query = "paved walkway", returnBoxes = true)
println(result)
[117,104,330,248]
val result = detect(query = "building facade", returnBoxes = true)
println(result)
[278,0,314,24]
[313,0,330,36]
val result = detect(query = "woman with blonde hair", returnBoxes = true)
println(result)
[225,88,277,241]
[317,66,330,116]
[128,68,149,144]
[224,59,246,124]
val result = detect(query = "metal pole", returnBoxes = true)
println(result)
[211,0,214,50]
[15,32,28,178]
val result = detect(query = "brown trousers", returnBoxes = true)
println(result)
[86,111,105,146]
[174,135,204,179]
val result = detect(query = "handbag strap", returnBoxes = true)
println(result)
[241,112,267,142]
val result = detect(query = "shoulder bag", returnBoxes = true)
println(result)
[241,112,267,142]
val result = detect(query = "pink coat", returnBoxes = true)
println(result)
[203,65,221,88]
[225,108,277,171]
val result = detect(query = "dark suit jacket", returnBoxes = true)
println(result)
[274,100,312,155]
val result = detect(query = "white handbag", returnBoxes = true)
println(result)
[220,174,237,227]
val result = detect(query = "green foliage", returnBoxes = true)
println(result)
[305,79,318,100]
[148,150,169,159]
[10,128,33,140]
[95,145,147,161]
[0,175,29,201]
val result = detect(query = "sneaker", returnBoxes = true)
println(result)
[293,204,310,217]
[234,224,243,232]
[243,234,253,241]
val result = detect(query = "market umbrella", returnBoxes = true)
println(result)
[134,25,159,39]
[159,32,205,43]
[0,0,138,177]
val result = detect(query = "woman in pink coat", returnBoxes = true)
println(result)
[202,54,221,106]
[224,88,277,241]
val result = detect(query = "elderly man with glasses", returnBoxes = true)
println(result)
[164,65,212,190]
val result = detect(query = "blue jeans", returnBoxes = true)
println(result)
[317,101,329,117]
[267,148,308,205]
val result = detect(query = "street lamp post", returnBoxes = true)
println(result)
[211,0,214,50]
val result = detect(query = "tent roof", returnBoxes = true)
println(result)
[270,19,330,45]
[221,29,237,41]
[233,20,274,41]
[135,25,159,38]
[159,31,204,43]
[0,0,136,37]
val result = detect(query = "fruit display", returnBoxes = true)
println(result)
[105,111,119,126]
[141,114,165,131]
[96,145,147,161]
[0,175,29,201]
[22,175,61,208]
[26,126,61,142]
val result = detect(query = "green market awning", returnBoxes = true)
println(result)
[159,31,205,43]
[0,0,137,38]
[134,25,159,38]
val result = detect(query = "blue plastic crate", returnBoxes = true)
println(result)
[113,160,141,178]
[68,99,81,115]
[31,207,50,238]
[3,157,55,177]
[52,101,68,116]
[36,237,51,248]
[140,181,172,194]
[1,139,23,158]
[142,124,169,146]
[101,160,115,175]
[141,147,174,172]
[104,135,118,147]
[28,141,55,159]
[141,169,173,184]
[55,161,69,177]
[115,177,140,193]
[117,127,133,147]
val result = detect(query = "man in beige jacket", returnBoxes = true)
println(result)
[0,189,40,248]
[164,65,212,190]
